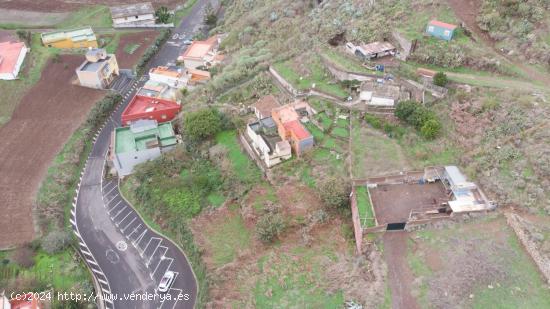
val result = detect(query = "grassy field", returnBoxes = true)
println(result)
[55,5,112,29]
[204,213,250,267]
[321,48,374,74]
[351,123,409,178]
[408,216,550,308]
[0,5,112,29]
[355,186,375,228]
[272,58,349,99]
[254,249,344,308]
[123,43,141,54]
[215,131,262,183]
[0,34,59,126]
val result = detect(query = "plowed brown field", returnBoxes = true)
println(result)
[0,55,104,248]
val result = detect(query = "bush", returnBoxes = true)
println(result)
[394,100,441,139]
[255,212,286,244]
[318,177,350,210]
[420,119,441,139]
[10,247,35,268]
[183,108,223,141]
[135,29,171,75]
[86,93,123,129]
[433,72,448,87]
[394,100,418,121]
[42,230,71,255]
[364,114,382,129]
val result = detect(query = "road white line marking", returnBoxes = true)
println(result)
[104,184,117,196]
[152,257,173,279]
[128,224,143,237]
[121,217,137,232]
[142,237,159,255]
[148,245,168,265]
[112,207,128,220]
[135,229,148,248]
[107,200,122,213]
[117,212,133,227]
[106,193,119,205]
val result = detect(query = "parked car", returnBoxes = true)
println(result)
[183,39,193,45]
[158,271,175,293]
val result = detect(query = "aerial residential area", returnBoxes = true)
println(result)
[1,1,550,309]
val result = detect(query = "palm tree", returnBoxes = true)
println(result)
[155,6,170,24]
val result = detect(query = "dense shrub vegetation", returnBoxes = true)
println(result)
[477,0,550,66]
[135,29,171,75]
[433,72,448,87]
[183,108,224,141]
[395,100,441,139]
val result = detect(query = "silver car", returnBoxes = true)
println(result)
[158,271,175,293]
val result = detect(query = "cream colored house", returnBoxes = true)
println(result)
[76,48,120,89]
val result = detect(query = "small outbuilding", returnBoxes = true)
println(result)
[41,27,98,49]
[110,2,156,28]
[0,40,28,80]
[426,20,457,41]
[346,41,396,60]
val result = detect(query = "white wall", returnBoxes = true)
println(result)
[113,14,155,26]
[0,45,28,80]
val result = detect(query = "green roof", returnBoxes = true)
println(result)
[115,121,177,154]
[41,27,97,43]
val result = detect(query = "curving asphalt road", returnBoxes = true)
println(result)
[70,1,217,308]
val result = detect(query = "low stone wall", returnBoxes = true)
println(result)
[505,213,550,284]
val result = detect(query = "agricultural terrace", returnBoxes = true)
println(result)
[272,55,349,99]
[355,186,375,228]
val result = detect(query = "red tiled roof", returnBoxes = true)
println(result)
[180,35,218,60]
[0,41,26,74]
[122,95,180,120]
[284,120,311,140]
[429,20,458,30]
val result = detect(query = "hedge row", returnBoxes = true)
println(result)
[135,29,172,75]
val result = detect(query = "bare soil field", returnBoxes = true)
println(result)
[115,30,158,69]
[0,55,104,248]
[383,232,419,309]
[370,183,448,224]
[0,0,184,12]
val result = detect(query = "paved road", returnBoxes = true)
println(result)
[72,1,216,308]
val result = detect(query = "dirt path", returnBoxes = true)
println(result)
[0,8,69,26]
[447,0,550,86]
[0,55,104,248]
[383,232,419,309]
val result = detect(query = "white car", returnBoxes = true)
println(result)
[158,271,175,293]
[183,39,193,45]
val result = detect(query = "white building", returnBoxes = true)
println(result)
[246,117,291,168]
[0,41,28,80]
[110,2,156,28]
[149,66,189,89]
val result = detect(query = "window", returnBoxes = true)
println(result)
[135,15,139,19]
[428,26,434,32]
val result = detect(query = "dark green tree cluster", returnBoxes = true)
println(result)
[183,108,223,141]
[433,72,448,87]
[155,6,171,24]
[395,101,441,139]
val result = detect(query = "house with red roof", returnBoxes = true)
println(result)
[426,20,458,41]
[271,101,314,155]
[121,94,181,126]
[0,41,28,80]
[177,35,222,70]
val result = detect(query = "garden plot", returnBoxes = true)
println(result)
[407,215,550,309]
[351,118,410,179]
